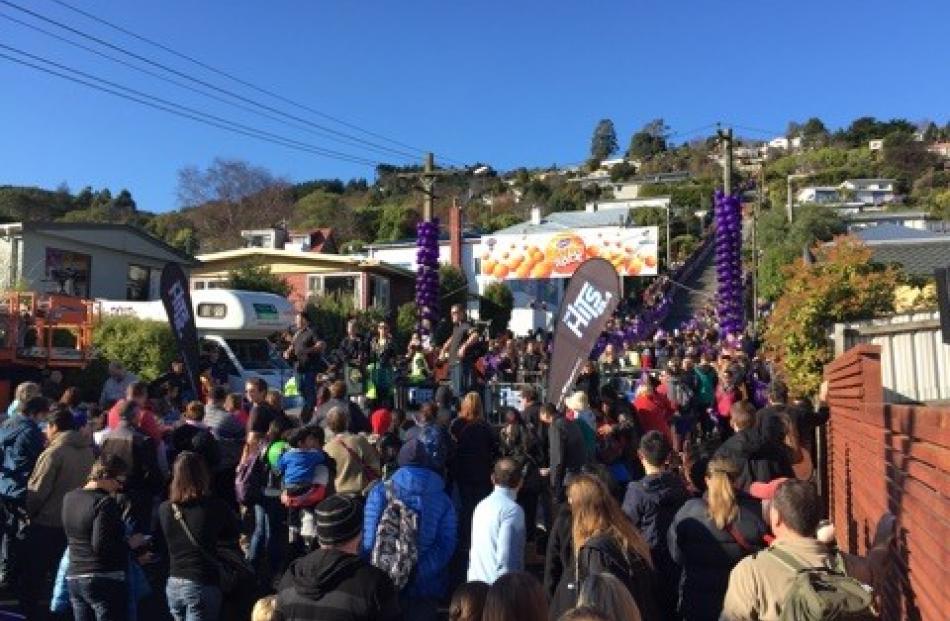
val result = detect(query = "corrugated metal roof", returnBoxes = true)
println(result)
[491,208,633,235]
[854,224,942,242]
[869,240,950,276]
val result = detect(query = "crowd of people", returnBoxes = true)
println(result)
[0,300,890,621]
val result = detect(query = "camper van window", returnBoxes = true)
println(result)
[193,282,206,290]
[225,338,289,371]
[197,303,227,319]
[126,265,151,301]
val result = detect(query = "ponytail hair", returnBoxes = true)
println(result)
[705,456,740,530]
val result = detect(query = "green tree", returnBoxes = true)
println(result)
[376,204,419,242]
[303,292,384,350]
[928,189,950,220]
[800,117,830,148]
[627,118,669,160]
[764,238,900,395]
[226,262,292,296]
[438,264,468,320]
[757,205,846,299]
[608,161,637,181]
[481,281,514,336]
[590,118,619,162]
[881,131,939,192]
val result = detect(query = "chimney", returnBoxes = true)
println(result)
[449,199,462,268]
[530,206,542,225]
[585,201,598,213]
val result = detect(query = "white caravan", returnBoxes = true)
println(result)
[98,289,296,397]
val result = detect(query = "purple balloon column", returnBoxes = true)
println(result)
[714,190,744,338]
[415,219,440,333]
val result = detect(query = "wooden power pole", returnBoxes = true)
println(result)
[718,126,734,195]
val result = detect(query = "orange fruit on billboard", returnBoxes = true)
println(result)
[482,259,496,275]
[530,260,553,279]
[515,262,532,279]
[493,263,509,279]
[643,254,657,268]
[545,233,586,275]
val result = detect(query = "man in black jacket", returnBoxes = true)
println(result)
[276,494,399,621]
[716,402,792,491]
[100,401,163,534]
[539,403,590,504]
[622,431,689,620]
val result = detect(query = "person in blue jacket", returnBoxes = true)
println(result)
[362,434,457,621]
[0,395,47,589]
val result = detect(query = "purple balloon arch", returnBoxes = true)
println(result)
[714,190,744,338]
[415,219,440,333]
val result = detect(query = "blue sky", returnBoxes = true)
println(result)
[1,0,947,212]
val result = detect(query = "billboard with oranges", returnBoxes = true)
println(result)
[478,226,659,280]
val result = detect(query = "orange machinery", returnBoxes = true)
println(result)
[0,291,98,408]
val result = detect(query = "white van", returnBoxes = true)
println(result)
[98,289,297,397]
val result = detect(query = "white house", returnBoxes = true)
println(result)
[768,136,802,151]
[869,139,884,151]
[364,231,483,297]
[0,222,196,300]
[839,179,897,206]
[796,186,843,205]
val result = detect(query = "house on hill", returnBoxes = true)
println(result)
[191,247,413,313]
[0,221,196,300]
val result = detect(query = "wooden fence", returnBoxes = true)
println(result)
[824,344,949,620]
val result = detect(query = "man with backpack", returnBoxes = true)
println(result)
[276,494,401,621]
[721,480,875,621]
[362,435,457,621]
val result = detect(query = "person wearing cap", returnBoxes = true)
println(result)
[467,457,526,584]
[721,480,842,621]
[277,494,400,621]
[0,395,47,589]
[22,404,95,619]
[362,434,457,618]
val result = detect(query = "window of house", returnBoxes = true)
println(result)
[370,276,390,310]
[126,264,151,301]
[306,273,361,306]
[208,281,226,289]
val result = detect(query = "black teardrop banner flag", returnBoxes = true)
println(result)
[160,262,200,398]
[545,258,621,408]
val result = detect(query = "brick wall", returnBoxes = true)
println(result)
[824,344,949,620]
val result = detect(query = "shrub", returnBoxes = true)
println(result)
[303,292,384,350]
[227,262,292,296]
[92,316,179,382]
[481,282,514,336]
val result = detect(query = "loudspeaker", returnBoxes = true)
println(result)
[936,267,950,344]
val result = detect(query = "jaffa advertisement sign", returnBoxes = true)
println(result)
[478,225,659,280]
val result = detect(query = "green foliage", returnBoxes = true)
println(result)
[481,282,514,337]
[375,204,420,242]
[395,302,418,352]
[590,119,619,161]
[93,316,178,382]
[833,117,916,147]
[764,238,900,395]
[881,132,939,192]
[294,190,346,228]
[926,189,950,220]
[670,234,699,261]
[226,262,292,296]
[631,207,666,227]
[757,205,846,299]
[439,264,468,320]
[303,292,384,352]
[627,118,669,160]
[608,162,637,182]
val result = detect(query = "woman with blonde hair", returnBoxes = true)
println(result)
[667,456,767,621]
[568,474,659,621]
[5,380,41,421]
[449,390,497,570]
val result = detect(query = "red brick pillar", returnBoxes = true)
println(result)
[449,199,462,269]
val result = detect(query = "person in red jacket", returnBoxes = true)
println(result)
[633,374,674,446]
[106,381,167,445]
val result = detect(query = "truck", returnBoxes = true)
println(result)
[98,289,297,398]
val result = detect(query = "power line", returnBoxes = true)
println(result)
[0,44,381,167]
[48,0,467,166]
[2,0,423,162]
[0,11,417,161]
